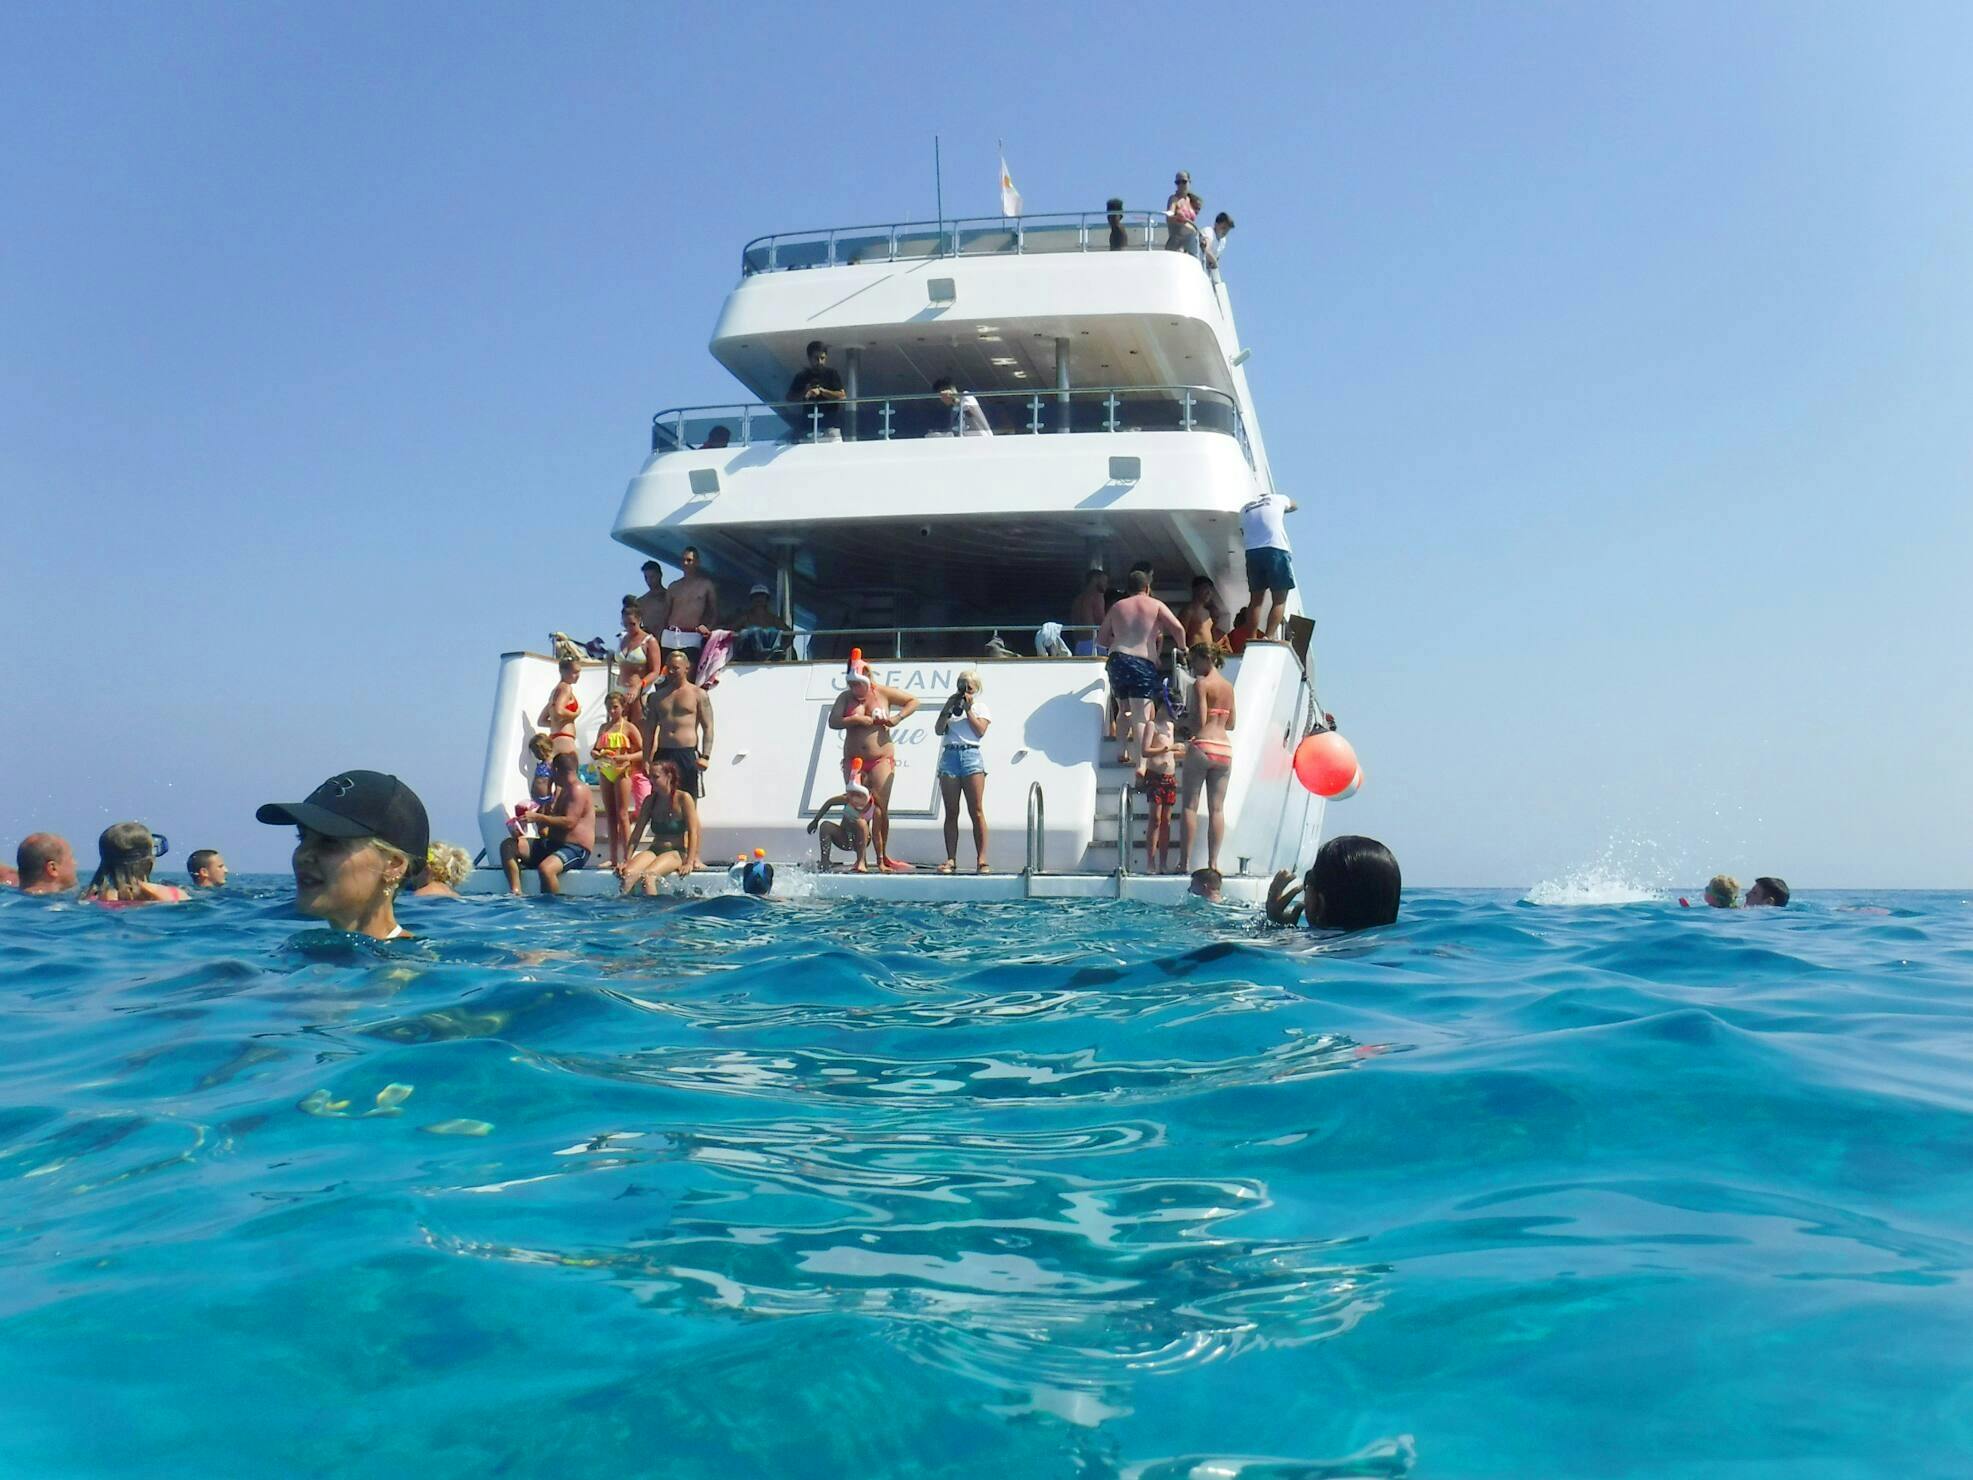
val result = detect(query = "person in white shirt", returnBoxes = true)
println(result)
[934,670,992,872]
[1201,212,1235,272]
[1240,489,1300,640]
[932,377,993,437]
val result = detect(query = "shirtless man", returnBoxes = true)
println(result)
[659,545,720,676]
[16,834,77,895]
[1068,567,1108,654]
[644,649,715,802]
[1178,576,1229,648]
[499,751,595,895]
[1096,569,1186,774]
[538,658,583,757]
[634,560,669,638]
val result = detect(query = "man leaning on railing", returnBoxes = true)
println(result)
[785,340,846,442]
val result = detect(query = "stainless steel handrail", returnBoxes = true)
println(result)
[1025,781,1046,877]
[1116,783,1133,879]
[741,211,1174,275]
[649,383,1248,459]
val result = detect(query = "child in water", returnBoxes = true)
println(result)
[1139,717,1181,873]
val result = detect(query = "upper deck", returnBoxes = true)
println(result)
[710,211,1242,407]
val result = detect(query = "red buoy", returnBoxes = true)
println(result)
[1293,731,1359,797]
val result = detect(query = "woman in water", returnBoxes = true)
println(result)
[79,823,186,906]
[827,655,918,869]
[255,770,431,940]
[934,669,991,873]
[590,691,645,875]
[616,598,660,707]
[537,658,582,757]
[412,842,472,898]
[1178,643,1236,877]
[620,758,699,894]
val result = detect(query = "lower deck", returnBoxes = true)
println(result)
[459,864,1275,906]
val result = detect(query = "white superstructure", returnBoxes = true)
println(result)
[474,210,1329,899]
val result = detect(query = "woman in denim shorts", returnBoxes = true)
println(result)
[934,669,992,873]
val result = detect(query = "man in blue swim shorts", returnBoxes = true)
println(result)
[500,752,594,895]
[1240,489,1301,641]
[1096,568,1188,774]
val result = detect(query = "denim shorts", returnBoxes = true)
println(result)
[1245,545,1296,595]
[937,745,986,779]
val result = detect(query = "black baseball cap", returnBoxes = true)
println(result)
[257,771,431,866]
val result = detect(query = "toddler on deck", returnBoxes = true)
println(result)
[511,733,558,839]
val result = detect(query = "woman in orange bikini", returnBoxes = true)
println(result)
[1179,643,1236,877]
[827,652,918,869]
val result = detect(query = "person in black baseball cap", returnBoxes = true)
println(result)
[257,770,430,939]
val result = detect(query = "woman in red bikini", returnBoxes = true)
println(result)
[538,658,583,757]
[1179,643,1236,877]
[827,653,918,869]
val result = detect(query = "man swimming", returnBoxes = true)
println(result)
[1096,569,1187,772]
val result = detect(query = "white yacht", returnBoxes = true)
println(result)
[472,209,1333,900]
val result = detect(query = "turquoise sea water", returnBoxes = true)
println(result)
[2,882,1971,1477]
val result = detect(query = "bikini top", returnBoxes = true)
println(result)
[619,643,651,668]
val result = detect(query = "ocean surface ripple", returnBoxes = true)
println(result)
[2,884,1970,1477]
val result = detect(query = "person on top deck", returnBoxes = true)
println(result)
[1267,835,1403,931]
[1097,569,1186,774]
[657,545,719,677]
[785,340,847,441]
[256,770,432,940]
[1178,576,1228,648]
[634,560,669,639]
[79,823,186,907]
[931,377,993,437]
[734,584,792,661]
[1068,567,1108,654]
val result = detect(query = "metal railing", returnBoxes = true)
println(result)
[1025,781,1047,878]
[742,211,1181,275]
[650,383,1249,461]
[795,624,1096,662]
[1116,783,1133,879]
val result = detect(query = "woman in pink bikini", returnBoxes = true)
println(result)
[79,822,186,906]
[1179,643,1236,877]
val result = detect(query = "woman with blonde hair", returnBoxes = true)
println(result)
[412,842,473,898]
[934,669,992,873]
[257,770,431,940]
[79,822,187,906]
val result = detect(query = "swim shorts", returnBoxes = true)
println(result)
[1244,545,1296,595]
[1105,651,1176,716]
[657,745,705,798]
[1140,770,1178,808]
[526,839,590,871]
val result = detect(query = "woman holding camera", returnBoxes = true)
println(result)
[934,669,992,873]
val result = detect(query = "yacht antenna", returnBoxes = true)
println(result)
[934,135,944,239]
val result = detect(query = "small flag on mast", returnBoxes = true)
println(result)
[999,145,1022,218]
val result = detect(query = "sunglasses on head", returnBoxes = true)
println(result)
[151,833,170,860]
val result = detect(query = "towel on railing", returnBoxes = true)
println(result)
[695,630,737,689]
[1034,622,1071,657]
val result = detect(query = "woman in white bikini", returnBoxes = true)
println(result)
[827,652,918,869]
[616,599,660,706]
[1179,643,1236,877]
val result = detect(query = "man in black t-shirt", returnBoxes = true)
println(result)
[784,339,847,440]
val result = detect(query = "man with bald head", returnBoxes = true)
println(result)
[17,834,77,895]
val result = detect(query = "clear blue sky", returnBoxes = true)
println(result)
[4,3,1968,886]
